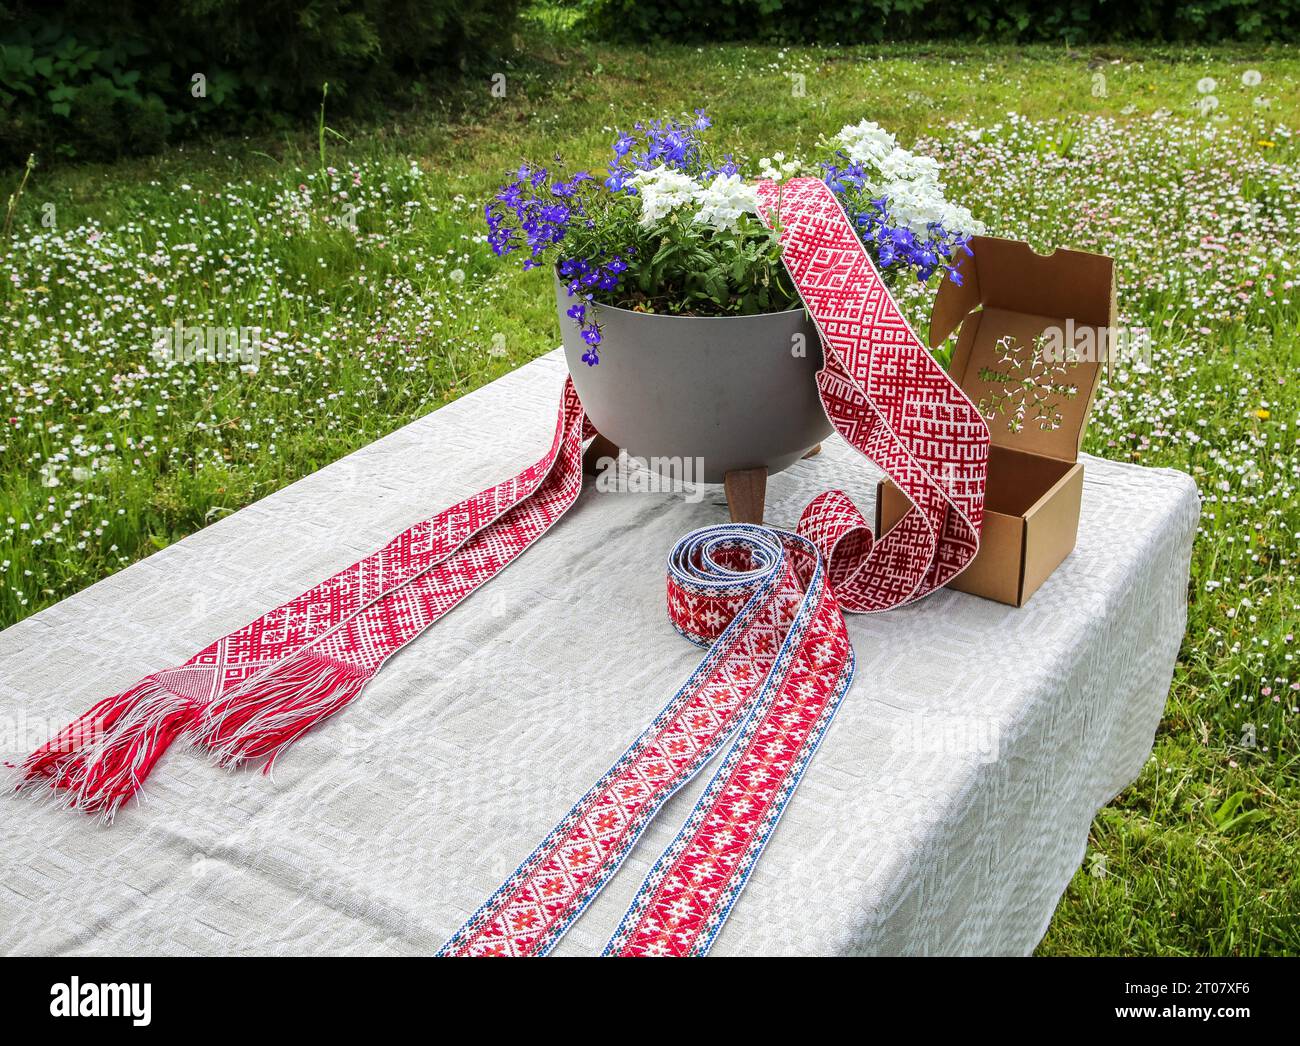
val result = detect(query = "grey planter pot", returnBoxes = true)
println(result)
[555,276,832,484]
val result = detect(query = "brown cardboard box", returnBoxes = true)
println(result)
[875,236,1116,607]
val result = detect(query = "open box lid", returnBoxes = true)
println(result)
[929,236,1116,462]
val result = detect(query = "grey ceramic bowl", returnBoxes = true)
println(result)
[555,276,832,484]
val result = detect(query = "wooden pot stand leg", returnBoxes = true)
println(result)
[582,433,620,476]
[723,467,767,524]
[724,444,822,523]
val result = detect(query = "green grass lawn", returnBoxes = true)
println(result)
[3,27,1298,954]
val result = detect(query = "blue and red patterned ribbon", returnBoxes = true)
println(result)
[441,525,853,956]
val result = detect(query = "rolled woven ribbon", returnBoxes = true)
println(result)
[441,523,854,957]
[666,525,786,645]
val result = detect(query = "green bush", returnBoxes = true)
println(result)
[0,1,520,162]
[579,0,1300,44]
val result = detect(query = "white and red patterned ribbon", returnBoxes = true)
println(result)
[18,177,987,955]
[19,383,593,816]
[763,179,988,612]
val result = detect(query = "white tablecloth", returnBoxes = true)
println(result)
[0,351,1199,956]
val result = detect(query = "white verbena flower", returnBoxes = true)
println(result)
[882,180,948,236]
[940,202,985,237]
[835,124,976,236]
[627,165,702,227]
[879,179,985,238]
[877,148,942,187]
[692,173,760,232]
[834,120,898,168]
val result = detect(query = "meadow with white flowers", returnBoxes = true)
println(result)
[2,34,1297,953]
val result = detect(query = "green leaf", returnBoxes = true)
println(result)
[650,240,678,267]
[1209,790,1268,833]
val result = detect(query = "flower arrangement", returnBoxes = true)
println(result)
[485,110,985,365]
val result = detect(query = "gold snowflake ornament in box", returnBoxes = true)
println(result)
[977,332,1080,434]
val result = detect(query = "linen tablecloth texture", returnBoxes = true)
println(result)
[0,351,1199,956]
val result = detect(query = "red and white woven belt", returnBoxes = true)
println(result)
[17,178,988,957]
